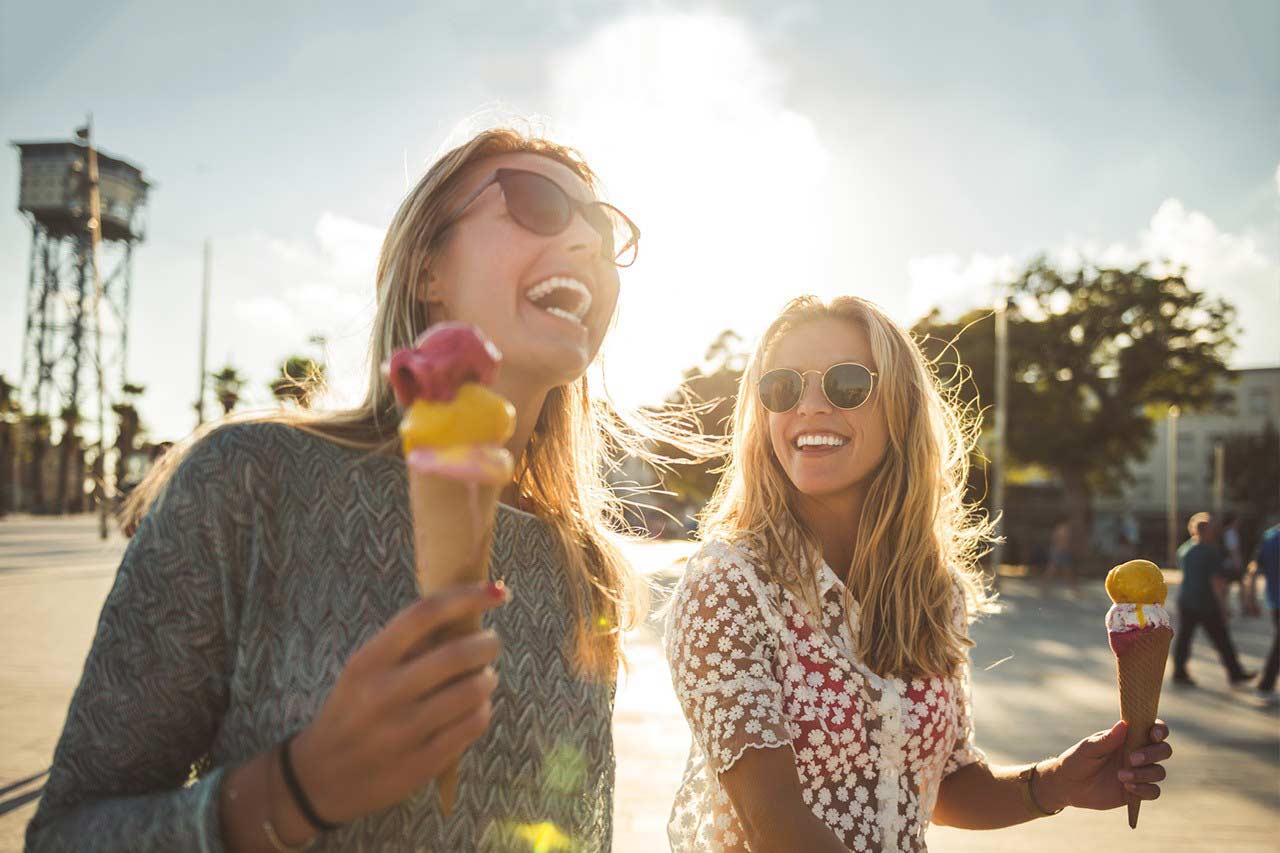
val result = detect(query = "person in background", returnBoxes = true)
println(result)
[1172,512,1255,688]
[1244,523,1279,705]
[1041,517,1079,595]
[1220,513,1245,618]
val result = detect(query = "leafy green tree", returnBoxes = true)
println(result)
[914,259,1236,538]
[209,365,247,415]
[651,330,746,506]
[270,356,326,408]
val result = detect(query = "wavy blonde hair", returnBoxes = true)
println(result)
[122,127,702,680]
[700,295,995,679]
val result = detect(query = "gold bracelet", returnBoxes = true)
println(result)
[263,747,309,852]
[1018,761,1065,818]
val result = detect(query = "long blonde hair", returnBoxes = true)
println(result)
[700,295,995,679]
[123,127,697,680]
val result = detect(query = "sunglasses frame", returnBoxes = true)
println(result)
[436,168,640,267]
[757,362,879,414]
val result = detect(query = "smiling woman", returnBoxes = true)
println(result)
[664,295,1175,852]
[24,126,707,853]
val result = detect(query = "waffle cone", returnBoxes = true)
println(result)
[1114,624,1172,829]
[408,470,502,816]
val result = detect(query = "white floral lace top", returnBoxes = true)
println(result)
[664,539,984,852]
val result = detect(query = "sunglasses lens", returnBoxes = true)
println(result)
[758,370,802,413]
[824,363,874,409]
[502,171,571,235]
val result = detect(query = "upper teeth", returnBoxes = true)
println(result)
[795,434,848,448]
[526,276,592,323]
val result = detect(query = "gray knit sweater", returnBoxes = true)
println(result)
[25,423,616,852]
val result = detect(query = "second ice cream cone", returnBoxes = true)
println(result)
[1114,625,1172,829]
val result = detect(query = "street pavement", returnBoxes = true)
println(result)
[2,516,1277,851]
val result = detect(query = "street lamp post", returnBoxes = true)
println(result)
[1166,405,1180,568]
[991,289,1009,580]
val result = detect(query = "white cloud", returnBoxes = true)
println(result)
[545,11,834,406]
[905,252,1018,323]
[907,199,1280,367]
[221,212,383,410]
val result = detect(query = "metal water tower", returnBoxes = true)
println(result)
[12,122,150,513]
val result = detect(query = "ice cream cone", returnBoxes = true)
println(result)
[1113,624,1172,829]
[1104,558,1172,830]
[387,323,518,819]
[408,468,502,816]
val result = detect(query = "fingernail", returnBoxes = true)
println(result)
[1131,751,1145,764]
[1118,770,1134,782]
[487,581,508,600]
[1124,782,1137,792]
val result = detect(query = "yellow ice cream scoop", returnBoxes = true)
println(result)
[399,383,516,453]
[1105,559,1167,606]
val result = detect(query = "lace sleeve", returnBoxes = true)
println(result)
[25,427,253,852]
[665,542,793,775]
[943,580,984,776]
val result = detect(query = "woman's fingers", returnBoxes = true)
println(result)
[412,698,495,776]
[1119,764,1166,785]
[402,666,498,740]
[394,634,501,703]
[1149,720,1170,742]
[1123,781,1162,801]
[353,582,507,673]
[1130,740,1173,766]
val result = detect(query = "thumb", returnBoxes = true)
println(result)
[1076,720,1127,758]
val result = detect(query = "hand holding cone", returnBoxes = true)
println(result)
[388,323,516,816]
[1104,559,1172,829]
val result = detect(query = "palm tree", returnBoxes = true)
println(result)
[0,374,16,515]
[113,382,146,487]
[270,356,325,408]
[209,366,247,416]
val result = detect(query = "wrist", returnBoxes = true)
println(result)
[267,747,320,848]
[1031,758,1071,814]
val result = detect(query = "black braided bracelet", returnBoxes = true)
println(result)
[280,734,340,833]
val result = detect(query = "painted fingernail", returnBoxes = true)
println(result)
[487,581,508,600]
[1131,751,1145,764]
[1118,770,1134,782]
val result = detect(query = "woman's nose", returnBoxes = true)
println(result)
[559,210,604,259]
[795,374,831,415]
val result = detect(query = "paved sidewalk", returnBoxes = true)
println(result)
[3,517,1278,851]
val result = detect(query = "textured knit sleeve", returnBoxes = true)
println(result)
[665,541,792,776]
[943,580,984,776]
[25,427,253,852]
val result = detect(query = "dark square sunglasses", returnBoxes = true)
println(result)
[757,362,878,413]
[437,168,641,267]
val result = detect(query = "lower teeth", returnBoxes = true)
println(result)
[544,306,581,324]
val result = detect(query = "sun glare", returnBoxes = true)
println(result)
[547,12,836,409]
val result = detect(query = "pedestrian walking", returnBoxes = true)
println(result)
[1171,512,1255,688]
[664,295,1172,852]
[1041,517,1080,595]
[1245,523,1279,704]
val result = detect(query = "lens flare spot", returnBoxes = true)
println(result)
[512,820,574,852]
[542,741,588,794]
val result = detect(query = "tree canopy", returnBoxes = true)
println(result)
[914,258,1237,522]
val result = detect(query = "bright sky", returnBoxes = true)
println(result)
[2,1,1278,442]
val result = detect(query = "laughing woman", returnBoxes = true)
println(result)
[27,128,656,852]
[665,296,1172,852]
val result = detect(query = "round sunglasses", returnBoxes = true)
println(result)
[757,362,878,413]
[437,168,641,267]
